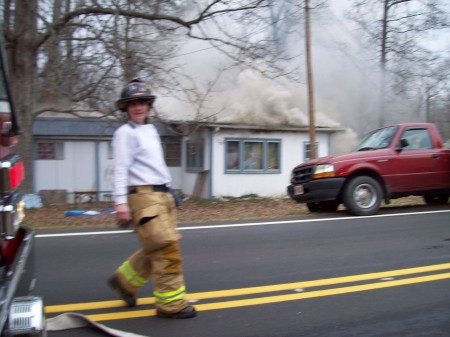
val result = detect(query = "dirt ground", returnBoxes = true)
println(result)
[24,196,426,230]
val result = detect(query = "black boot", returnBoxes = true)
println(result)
[108,275,137,307]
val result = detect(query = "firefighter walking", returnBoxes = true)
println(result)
[109,78,197,319]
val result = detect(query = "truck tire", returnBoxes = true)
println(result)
[306,201,339,213]
[343,176,382,216]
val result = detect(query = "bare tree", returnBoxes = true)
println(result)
[419,56,450,131]
[348,0,450,127]
[2,0,271,192]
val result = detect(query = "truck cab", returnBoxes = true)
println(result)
[0,30,46,336]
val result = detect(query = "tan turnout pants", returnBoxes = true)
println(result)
[114,186,189,313]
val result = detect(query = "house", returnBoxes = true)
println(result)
[32,117,342,203]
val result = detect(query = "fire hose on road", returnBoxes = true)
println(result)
[46,312,150,337]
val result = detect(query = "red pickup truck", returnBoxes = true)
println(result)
[287,123,450,216]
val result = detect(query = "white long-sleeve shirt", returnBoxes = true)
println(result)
[112,122,172,205]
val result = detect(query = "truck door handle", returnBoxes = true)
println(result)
[431,153,440,158]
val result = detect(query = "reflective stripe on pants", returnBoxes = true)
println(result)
[154,285,186,304]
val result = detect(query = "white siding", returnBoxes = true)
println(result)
[98,141,114,198]
[168,167,183,190]
[35,141,110,202]
[34,140,184,202]
[208,130,330,198]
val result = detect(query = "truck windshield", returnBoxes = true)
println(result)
[0,54,10,113]
[354,126,399,151]
[0,31,19,137]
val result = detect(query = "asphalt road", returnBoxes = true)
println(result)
[34,206,450,337]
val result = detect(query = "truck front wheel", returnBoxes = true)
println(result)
[343,176,382,216]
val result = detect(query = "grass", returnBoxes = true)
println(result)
[24,196,430,230]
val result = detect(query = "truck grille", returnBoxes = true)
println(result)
[8,296,46,336]
[11,316,32,330]
[292,165,315,184]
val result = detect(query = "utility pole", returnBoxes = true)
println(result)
[379,0,389,128]
[305,0,317,159]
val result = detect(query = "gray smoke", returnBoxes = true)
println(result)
[218,69,341,129]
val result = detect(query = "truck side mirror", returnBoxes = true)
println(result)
[396,138,409,151]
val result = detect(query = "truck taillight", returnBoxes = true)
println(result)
[9,161,24,189]
[1,155,24,193]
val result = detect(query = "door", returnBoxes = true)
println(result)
[394,127,445,191]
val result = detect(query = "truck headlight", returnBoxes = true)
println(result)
[313,164,335,179]
[8,296,46,336]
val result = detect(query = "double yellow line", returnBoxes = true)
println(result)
[45,263,450,322]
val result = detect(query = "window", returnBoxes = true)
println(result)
[36,141,64,160]
[268,142,280,169]
[225,138,280,173]
[186,139,204,172]
[244,142,263,169]
[164,143,181,166]
[304,141,319,161]
[226,141,239,170]
[401,128,432,150]
[161,136,181,167]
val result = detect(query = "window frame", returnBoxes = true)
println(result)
[35,141,65,160]
[161,136,182,167]
[225,137,281,174]
[185,138,205,172]
[303,141,319,161]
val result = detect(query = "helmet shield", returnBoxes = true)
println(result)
[117,79,156,111]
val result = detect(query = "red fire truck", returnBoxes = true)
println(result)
[0,30,46,336]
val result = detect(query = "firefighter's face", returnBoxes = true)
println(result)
[127,99,151,124]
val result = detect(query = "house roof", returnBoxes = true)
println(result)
[32,117,344,141]
[166,120,345,133]
[33,117,179,139]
